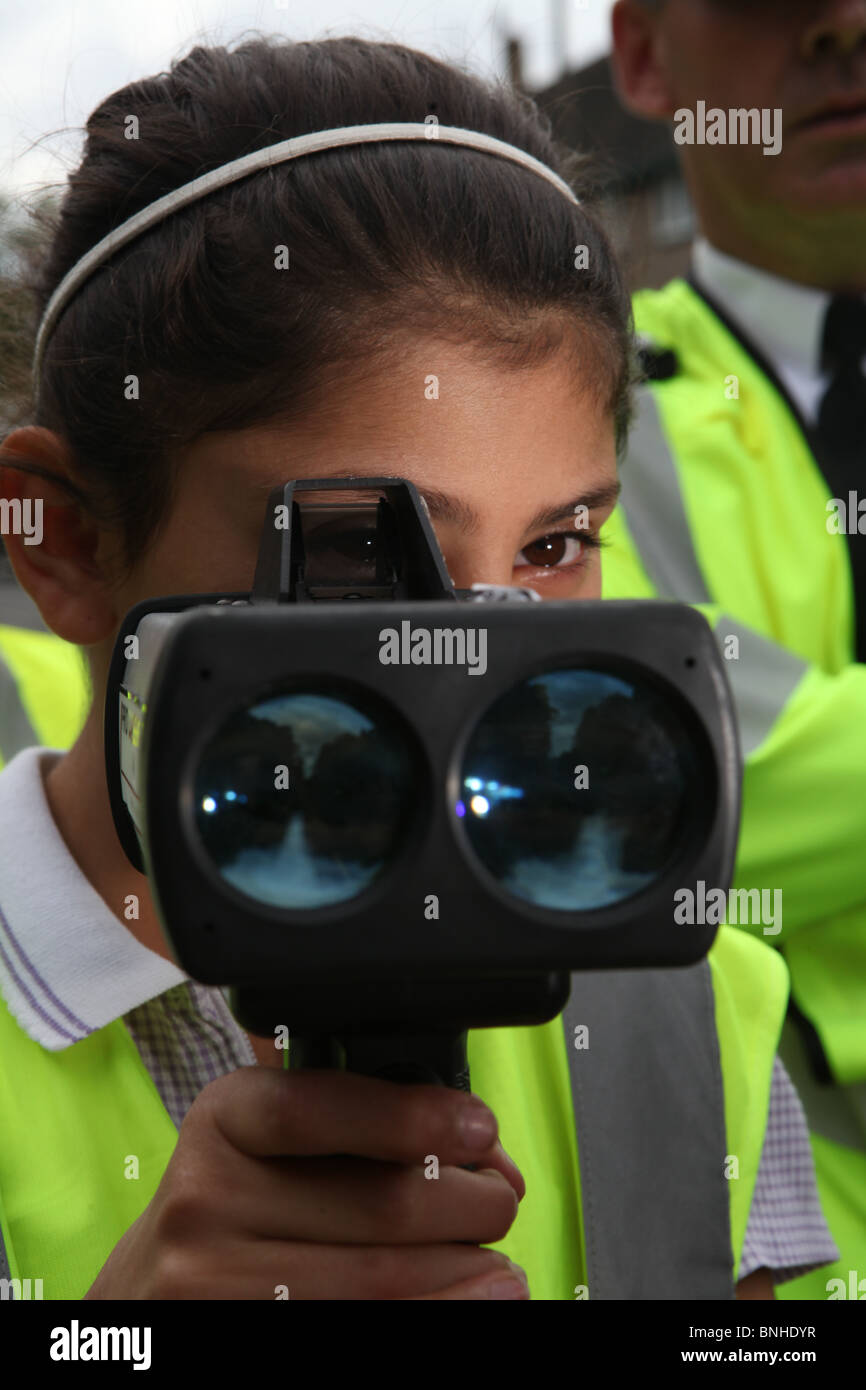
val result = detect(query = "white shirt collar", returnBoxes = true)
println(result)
[691,237,833,422]
[0,746,188,1050]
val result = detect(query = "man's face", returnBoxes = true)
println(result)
[623,0,866,212]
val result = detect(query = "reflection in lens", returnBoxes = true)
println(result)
[193,690,417,909]
[458,669,696,911]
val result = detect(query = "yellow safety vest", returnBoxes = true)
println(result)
[0,624,87,770]
[602,277,866,1298]
[0,921,787,1300]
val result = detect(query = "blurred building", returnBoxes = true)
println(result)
[523,47,695,290]
[0,550,43,628]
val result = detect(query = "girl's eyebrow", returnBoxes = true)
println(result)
[514,483,623,536]
[273,471,622,535]
[410,481,622,534]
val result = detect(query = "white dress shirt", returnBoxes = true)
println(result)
[691,236,840,425]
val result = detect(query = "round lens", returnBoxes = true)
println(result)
[192,689,419,909]
[457,668,701,912]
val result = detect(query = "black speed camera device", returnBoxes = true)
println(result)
[105,477,740,1089]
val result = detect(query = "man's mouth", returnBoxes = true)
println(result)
[794,95,866,134]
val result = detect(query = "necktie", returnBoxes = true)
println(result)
[817,295,866,457]
[815,295,866,661]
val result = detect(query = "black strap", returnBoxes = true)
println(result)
[785,990,834,1087]
[561,959,735,1300]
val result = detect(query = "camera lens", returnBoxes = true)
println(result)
[457,668,703,912]
[191,688,418,909]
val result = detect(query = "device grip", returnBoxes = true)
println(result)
[289,1031,477,1171]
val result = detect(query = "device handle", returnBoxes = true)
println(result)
[288,1030,471,1091]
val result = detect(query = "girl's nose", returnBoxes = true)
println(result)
[438,540,516,593]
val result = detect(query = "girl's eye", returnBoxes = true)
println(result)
[515,531,597,571]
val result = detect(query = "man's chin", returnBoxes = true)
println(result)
[769,163,866,217]
[779,134,866,207]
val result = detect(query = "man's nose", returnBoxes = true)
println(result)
[802,0,866,61]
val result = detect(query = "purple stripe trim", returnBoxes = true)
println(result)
[0,930,81,1043]
[0,898,89,1036]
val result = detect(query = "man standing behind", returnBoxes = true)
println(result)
[606,0,866,1299]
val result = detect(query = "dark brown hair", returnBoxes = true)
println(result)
[6,34,635,579]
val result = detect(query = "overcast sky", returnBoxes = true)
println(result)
[1,0,614,203]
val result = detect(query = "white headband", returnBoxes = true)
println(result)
[32,121,581,387]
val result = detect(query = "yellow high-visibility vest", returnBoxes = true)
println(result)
[602,276,866,1299]
[0,624,87,769]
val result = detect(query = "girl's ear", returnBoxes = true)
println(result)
[0,427,120,645]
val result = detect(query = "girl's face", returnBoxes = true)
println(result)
[1,335,621,691]
[110,337,620,631]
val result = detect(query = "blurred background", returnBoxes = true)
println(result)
[0,0,692,625]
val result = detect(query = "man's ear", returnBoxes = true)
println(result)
[0,426,120,645]
[611,0,678,122]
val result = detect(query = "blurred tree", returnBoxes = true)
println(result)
[0,191,58,580]
[0,191,57,431]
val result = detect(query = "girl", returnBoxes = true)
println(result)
[0,34,836,1301]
